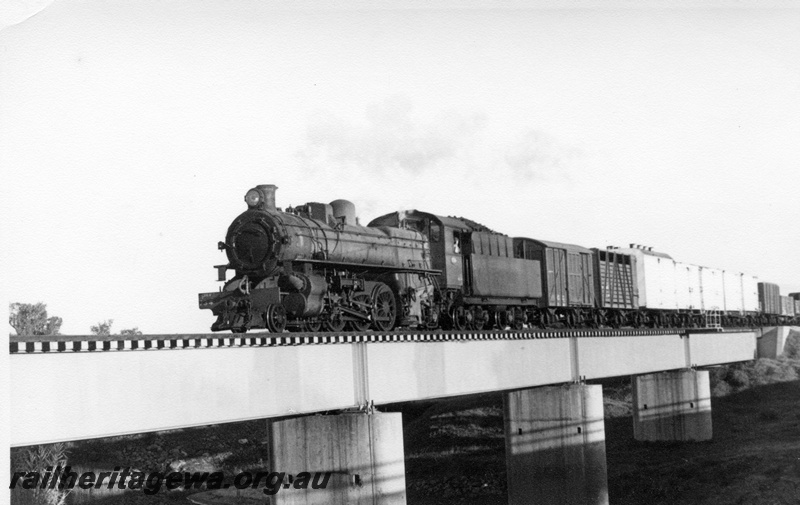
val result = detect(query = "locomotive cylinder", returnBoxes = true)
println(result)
[280,272,326,317]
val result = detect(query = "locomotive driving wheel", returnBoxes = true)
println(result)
[325,310,346,332]
[346,292,372,332]
[371,283,397,331]
[294,320,321,332]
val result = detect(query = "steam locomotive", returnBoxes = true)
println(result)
[199,184,799,333]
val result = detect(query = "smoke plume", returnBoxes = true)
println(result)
[504,129,580,181]
[297,96,487,174]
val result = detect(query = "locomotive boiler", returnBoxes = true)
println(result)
[199,185,439,333]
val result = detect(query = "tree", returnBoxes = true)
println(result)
[9,302,62,336]
[90,319,113,336]
[90,320,143,336]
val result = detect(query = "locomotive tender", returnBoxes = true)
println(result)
[199,184,798,333]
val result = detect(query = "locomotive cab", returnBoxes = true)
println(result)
[370,211,467,291]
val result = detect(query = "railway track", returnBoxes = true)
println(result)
[8,327,740,354]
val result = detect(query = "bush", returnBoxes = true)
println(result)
[752,359,798,385]
[711,380,733,398]
[709,355,799,397]
[10,444,70,505]
[727,368,751,389]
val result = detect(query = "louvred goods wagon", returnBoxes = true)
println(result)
[759,282,781,315]
[614,246,678,311]
[591,248,639,310]
[674,261,702,311]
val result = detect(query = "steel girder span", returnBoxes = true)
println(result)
[8,329,756,447]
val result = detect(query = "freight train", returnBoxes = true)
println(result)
[199,185,799,333]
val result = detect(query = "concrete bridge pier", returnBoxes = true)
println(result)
[756,326,797,359]
[632,370,712,442]
[504,384,609,505]
[268,412,406,504]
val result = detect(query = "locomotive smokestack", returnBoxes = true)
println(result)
[257,184,278,211]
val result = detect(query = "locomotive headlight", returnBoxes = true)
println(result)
[244,189,261,208]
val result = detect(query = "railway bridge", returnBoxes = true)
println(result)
[5,326,793,504]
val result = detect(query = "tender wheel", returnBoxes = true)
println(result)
[452,306,470,330]
[265,304,287,333]
[512,307,524,330]
[486,310,498,330]
[472,307,487,331]
[498,308,514,329]
[371,283,397,331]
[347,292,372,332]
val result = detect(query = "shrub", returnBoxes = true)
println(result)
[11,444,70,505]
[752,359,797,385]
[711,380,732,398]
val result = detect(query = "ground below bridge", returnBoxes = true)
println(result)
[396,379,800,505]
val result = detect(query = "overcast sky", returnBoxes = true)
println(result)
[2,0,798,335]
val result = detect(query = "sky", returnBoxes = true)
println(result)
[1,0,799,335]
